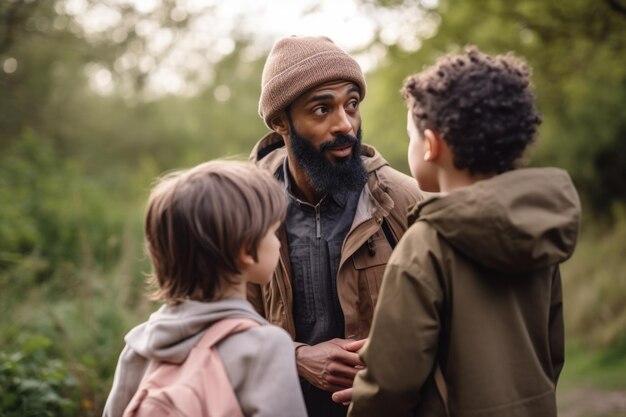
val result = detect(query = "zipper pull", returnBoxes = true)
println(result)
[315,207,321,239]
[367,236,376,256]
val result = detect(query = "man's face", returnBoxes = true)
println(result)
[286,81,367,194]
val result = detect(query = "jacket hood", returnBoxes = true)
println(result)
[124,298,266,364]
[249,131,389,175]
[410,168,581,272]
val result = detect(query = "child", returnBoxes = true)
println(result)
[103,160,307,417]
[347,47,581,416]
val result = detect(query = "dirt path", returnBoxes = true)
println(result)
[559,387,626,417]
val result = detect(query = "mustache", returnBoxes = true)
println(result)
[319,133,358,153]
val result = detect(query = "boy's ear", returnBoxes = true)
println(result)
[237,244,256,267]
[270,112,289,136]
[423,129,442,162]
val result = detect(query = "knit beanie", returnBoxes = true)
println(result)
[259,36,367,129]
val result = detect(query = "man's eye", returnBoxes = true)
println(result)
[348,100,359,109]
[313,106,329,115]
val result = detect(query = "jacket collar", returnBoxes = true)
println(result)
[250,130,395,224]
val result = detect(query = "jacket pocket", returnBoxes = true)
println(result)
[352,232,393,316]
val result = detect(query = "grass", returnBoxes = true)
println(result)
[557,341,626,417]
[559,340,626,391]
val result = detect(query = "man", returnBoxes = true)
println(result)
[247,36,423,417]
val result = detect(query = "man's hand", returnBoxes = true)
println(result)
[344,338,366,354]
[332,387,353,405]
[330,339,366,404]
[296,338,365,392]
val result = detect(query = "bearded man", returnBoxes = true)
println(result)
[247,36,424,417]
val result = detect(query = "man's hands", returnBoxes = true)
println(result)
[296,338,366,392]
[332,387,353,405]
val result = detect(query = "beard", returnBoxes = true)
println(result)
[288,118,368,195]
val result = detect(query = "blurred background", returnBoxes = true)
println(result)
[1,0,625,415]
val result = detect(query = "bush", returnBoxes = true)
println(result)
[562,204,626,348]
[0,130,128,290]
[0,336,79,417]
[0,130,154,414]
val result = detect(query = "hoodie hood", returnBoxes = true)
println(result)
[249,131,389,175]
[410,168,581,272]
[124,298,266,364]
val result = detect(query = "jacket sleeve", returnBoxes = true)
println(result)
[102,345,149,417]
[349,226,444,417]
[549,267,565,383]
[219,326,308,417]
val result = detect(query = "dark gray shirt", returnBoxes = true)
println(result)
[277,158,361,346]
[277,158,365,417]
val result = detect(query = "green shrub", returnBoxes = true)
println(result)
[0,335,79,417]
[562,204,626,348]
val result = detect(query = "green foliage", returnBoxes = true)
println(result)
[561,205,626,348]
[0,335,78,417]
[362,0,626,212]
[0,130,126,291]
[560,337,626,390]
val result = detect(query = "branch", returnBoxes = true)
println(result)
[0,4,20,54]
[0,2,39,55]
[605,0,626,16]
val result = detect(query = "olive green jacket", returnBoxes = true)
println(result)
[349,168,581,417]
[247,132,423,341]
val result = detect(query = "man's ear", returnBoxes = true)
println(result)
[423,129,442,161]
[270,112,290,136]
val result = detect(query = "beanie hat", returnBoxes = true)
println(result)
[259,36,367,129]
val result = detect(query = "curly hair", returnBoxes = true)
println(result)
[402,46,542,174]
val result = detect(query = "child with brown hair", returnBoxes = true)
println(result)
[347,47,581,416]
[103,160,307,417]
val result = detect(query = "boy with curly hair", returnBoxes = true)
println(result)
[346,47,581,416]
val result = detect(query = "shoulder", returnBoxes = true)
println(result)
[373,164,427,206]
[218,324,293,360]
[376,164,417,191]
[390,221,439,264]
[386,221,448,293]
[245,324,292,347]
[217,325,306,416]
[250,132,287,173]
[217,325,297,394]
[361,144,420,199]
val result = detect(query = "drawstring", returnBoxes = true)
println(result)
[367,236,376,256]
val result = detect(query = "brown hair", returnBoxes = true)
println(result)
[402,46,541,175]
[144,160,287,303]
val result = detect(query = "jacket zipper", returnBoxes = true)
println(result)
[315,205,321,239]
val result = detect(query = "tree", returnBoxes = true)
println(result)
[360,0,626,212]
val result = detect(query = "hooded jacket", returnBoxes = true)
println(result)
[349,168,581,417]
[102,298,307,417]
[247,132,423,341]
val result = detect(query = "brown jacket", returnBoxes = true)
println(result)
[247,132,423,341]
[349,168,581,417]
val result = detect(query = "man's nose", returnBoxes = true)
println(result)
[330,108,354,137]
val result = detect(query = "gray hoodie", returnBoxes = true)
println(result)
[103,298,307,417]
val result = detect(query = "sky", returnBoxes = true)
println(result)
[61,0,438,96]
